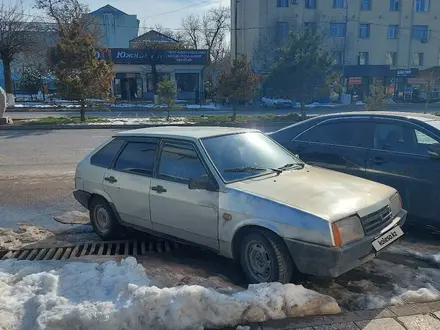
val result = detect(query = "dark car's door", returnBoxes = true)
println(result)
[365,118,440,224]
[289,118,373,179]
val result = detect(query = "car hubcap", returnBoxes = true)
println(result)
[246,240,272,282]
[94,206,109,233]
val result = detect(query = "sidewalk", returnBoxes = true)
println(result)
[219,301,440,330]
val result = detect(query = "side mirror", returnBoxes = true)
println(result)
[428,143,440,159]
[188,175,218,191]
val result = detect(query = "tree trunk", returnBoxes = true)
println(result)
[424,96,430,114]
[300,101,306,119]
[80,100,86,122]
[2,60,15,107]
[232,103,237,121]
[152,64,158,94]
[167,108,170,121]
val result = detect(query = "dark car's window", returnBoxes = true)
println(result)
[296,121,372,148]
[91,139,125,168]
[374,122,439,155]
[158,143,207,184]
[114,141,158,176]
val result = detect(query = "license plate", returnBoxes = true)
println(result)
[372,226,404,251]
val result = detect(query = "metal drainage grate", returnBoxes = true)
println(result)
[0,240,182,261]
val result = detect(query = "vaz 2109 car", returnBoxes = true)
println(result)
[74,127,406,283]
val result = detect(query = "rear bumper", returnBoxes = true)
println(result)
[284,209,407,277]
[73,190,91,209]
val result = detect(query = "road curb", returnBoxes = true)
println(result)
[215,301,440,330]
[0,120,301,131]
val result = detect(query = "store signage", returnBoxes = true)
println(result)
[97,49,208,65]
[394,68,418,77]
[348,77,363,85]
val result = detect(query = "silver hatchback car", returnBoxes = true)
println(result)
[73,127,407,284]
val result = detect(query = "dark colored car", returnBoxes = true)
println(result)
[269,112,440,228]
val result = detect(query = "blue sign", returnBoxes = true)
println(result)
[96,48,208,65]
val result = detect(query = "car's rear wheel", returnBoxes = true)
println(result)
[239,229,294,284]
[89,197,122,240]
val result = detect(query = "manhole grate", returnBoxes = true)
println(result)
[0,240,181,261]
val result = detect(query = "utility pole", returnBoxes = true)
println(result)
[342,0,348,91]
[234,0,239,60]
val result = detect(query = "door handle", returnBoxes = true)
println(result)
[104,176,117,183]
[151,185,167,193]
[371,157,387,165]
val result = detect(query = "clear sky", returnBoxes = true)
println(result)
[22,0,229,33]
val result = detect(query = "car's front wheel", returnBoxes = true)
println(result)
[89,197,122,240]
[240,229,294,284]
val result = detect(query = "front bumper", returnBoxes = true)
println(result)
[73,190,91,209]
[284,209,407,278]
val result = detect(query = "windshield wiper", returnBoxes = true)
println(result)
[278,163,305,171]
[224,166,282,174]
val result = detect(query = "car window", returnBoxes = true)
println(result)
[158,143,207,183]
[373,122,439,155]
[90,139,125,168]
[295,121,372,148]
[114,141,158,176]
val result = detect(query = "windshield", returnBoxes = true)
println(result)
[201,132,303,182]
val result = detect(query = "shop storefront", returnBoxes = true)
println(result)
[96,48,208,102]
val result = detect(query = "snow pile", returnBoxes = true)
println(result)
[387,245,440,267]
[64,117,193,126]
[0,225,54,250]
[304,102,342,108]
[53,211,90,225]
[0,257,340,330]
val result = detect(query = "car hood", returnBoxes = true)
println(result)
[226,166,396,222]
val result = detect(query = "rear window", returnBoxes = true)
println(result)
[90,139,124,168]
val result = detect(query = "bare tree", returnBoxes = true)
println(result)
[0,2,35,106]
[419,68,440,113]
[151,24,185,42]
[35,0,102,42]
[180,6,230,62]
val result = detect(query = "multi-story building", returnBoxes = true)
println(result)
[88,4,140,48]
[232,0,440,99]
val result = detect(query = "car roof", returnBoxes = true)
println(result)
[116,126,260,139]
[317,111,440,123]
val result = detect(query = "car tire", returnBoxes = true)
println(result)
[89,197,123,240]
[239,229,294,284]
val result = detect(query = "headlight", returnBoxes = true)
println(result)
[390,193,402,216]
[331,215,365,247]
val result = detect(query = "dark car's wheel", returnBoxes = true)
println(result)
[239,229,294,284]
[89,197,122,240]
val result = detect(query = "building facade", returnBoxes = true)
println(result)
[89,4,140,48]
[233,0,440,70]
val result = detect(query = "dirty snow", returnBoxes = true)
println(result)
[64,117,193,126]
[0,257,340,330]
[386,245,440,267]
[0,224,54,250]
[53,211,90,225]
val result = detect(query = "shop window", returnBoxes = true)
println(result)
[176,73,199,92]
[147,73,170,92]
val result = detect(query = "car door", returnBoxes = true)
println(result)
[289,118,373,179]
[365,119,440,224]
[102,138,159,229]
[149,140,219,249]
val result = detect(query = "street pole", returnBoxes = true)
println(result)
[234,0,239,60]
[342,0,348,92]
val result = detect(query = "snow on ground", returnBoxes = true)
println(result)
[387,245,440,267]
[14,103,81,108]
[64,117,193,126]
[0,257,340,330]
[53,211,90,225]
[0,225,54,250]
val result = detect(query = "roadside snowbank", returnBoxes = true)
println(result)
[0,224,54,250]
[0,257,340,330]
[64,117,192,126]
[386,245,440,266]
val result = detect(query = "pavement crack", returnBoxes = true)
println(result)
[429,312,440,322]
[394,317,409,330]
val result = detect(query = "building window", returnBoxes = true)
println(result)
[304,22,317,33]
[305,0,317,9]
[359,24,370,38]
[175,73,199,92]
[390,0,400,11]
[412,25,428,40]
[329,23,346,37]
[386,52,397,66]
[361,0,371,10]
[413,53,424,66]
[147,73,170,92]
[277,0,288,7]
[333,0,345,9]
[277,21,289,40]
[358,52,369,65]
[414,0,429,12]
[333,51,344,66]
[388,25,399,39]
